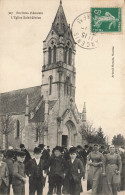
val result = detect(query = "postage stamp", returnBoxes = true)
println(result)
[91,8,121,33]
[72,12,98,49]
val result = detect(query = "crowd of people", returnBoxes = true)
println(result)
[0,143,125,195]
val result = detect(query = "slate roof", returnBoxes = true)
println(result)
[30,100,57,123]
[30,101,45,123]
[0,86,57,117]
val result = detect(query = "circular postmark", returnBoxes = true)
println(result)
[72,12,98,49]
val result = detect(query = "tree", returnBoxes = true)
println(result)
[0,114,15,149]
[80,121,97,144]
[31,121,48,144]
[112,134,125,146]
[80,122,106,145]
[95,127,106,145]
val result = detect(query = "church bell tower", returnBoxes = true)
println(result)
[41,0,76,104]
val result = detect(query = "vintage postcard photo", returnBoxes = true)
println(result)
[0,0,125,194]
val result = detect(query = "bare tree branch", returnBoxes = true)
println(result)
[0,115,15,135]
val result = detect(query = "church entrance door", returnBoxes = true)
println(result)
[62,135,68,147]
[62,124,68,148]
[65,120,77,147]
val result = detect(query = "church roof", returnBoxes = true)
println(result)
[0,86,56,116]
[52,0,69,35]
[0,86,41,115]
[30,101,45,123]
[30,99,57,123]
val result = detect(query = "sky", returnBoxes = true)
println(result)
[0,0,125,143]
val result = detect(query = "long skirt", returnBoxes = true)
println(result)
[87,166,102,195]
[121,163,125,190]
[101,164,121,195]
[63,175,82,195]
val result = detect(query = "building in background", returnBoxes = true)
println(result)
[0,1,86,150]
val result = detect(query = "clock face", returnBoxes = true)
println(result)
[72,12,98,49]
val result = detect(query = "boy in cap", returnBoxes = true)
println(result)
[12,151,26,195]
[47,146,68,195]
[25,147,47,195]
[0,150,9,195]
[63,147,84,195]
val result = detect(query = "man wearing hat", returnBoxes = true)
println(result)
[0,150,9,195]
[38,144,50,164]
[81,144,89,179]
[47,146,68,195]
[25,147,47,195]
[20,144,31,164]
[12,150,26,195]
[38,144,50,187]
[63,147,84,195]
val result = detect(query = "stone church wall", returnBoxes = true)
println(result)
[47,101,59,150]
[0,114,25,149]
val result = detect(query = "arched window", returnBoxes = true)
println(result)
[16,120,20,138]
[64,46,68,64]
[49,76,53,95]
[48,47,52,64]
[53,45,56,63]
[68,48,72,65]
[64,77,70,96]
[64,82,67,95]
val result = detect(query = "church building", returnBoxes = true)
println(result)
[0,1,86,150]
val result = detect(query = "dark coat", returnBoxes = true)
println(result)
[63,158,84,194]
[0,161,9,187]
[48,156,68,178]
[41,149,50,163]
[25,158,45,183]
[5,158,14,184]
[81,149,89,165]
[12,161,25,186]
[21,149,31,164]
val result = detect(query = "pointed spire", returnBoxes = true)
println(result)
[83,102,86,113]
[25,95,29,117]
[82,102,86,122]
[60,0,62,5]
[52,0,68,35]
[26,95,29,106]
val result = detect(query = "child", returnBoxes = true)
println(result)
[63,147,84,195]
[0,150,9,195]
[12,151,26,195]
[48,146,68,195]
[25,147,47,195]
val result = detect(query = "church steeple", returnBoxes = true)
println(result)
[52,0,68,36]
[41,0,76,102]
[82,102,86,122]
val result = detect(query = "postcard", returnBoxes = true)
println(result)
[0,0,125,194]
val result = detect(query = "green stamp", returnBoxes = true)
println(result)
[91,8,121,33]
